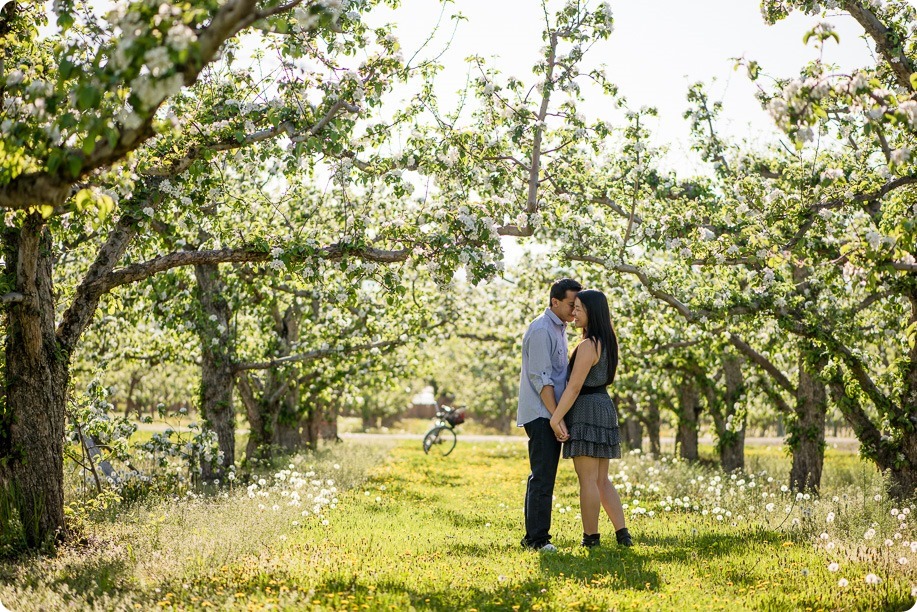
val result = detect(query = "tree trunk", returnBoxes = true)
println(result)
[677,377,700,461]
[194,263,235,477]
[274,420,303,452]
[1,218,69,548]
[789,345,828,492]
[623,419,643,452]
[124,370,143,419]
[719,434,745,472]
[889,292,917,498]
[320,403,340,442]
[644,402,661,455]
[888,434,917,499]
[620,396,643,452]
[247,398,279,460]
[716,354,746,473]
[274,384,303,453]
[303,405,321,450]
[236,373,279,462]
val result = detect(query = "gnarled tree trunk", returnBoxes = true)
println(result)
[789,345,828,492]
[237,300,304,460]
[1,218,69,548]
[194,263,235,477]
[676,376,701,461]
[274,385,303,453]
[236,374,273,461]
[716,354,746,473]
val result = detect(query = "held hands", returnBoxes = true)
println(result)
[550,417,569,442]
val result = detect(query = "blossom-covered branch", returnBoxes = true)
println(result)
[842,0,917,91]
[94,243,410,295]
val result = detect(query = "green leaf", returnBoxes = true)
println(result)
[67,155,82,178]
[57,11,74,32]
[98,194,115,219]
[74,188,93,212]
[76,85,100,111]
[59,58,75,79]
[910,72,917,90]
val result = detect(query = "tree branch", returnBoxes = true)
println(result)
[457,332,515,344]
[91,243,409,295]
[777,310,903,421]
[842,0,917,91]
[825,365,896,468]
[855,289,895,312]
[146,98,359,178]
[758,374,793,416]
[784,174,917,250]
[640,338,706,355]
[525,32,559,215]
[56,191,160,351]
[0,0,320,210]
[569,254,697,320]
[728,333,795,393]
[0,292,24,303]
[497,224,533,237]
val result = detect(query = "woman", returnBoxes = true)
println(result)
[550,289,633,548]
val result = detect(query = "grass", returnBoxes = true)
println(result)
[1,439,915,610]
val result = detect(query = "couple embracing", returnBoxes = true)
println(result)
[518,278,633,552]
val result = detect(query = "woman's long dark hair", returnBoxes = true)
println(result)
[568,289,618,384]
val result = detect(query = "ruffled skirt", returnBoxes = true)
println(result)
[562,394,621,459]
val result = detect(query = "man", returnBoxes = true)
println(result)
[517,277,581,552]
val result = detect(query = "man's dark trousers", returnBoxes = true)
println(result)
[522,417,562,548]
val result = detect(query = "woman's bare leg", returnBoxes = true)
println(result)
[597,458,626,531]
[572,456,601,535]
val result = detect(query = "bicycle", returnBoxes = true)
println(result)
[422,405,466,456]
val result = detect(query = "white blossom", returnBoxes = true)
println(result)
[890,148,911,165]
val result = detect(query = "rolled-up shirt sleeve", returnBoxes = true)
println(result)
[526,327,554,394]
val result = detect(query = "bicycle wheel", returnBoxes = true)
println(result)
[422,426,457,456]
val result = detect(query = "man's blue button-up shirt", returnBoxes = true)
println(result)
[517,308,569,427]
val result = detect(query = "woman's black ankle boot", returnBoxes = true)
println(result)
[582,533,600,547]
[615,527,633,547]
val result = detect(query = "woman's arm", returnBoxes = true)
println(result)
[549,340,598,432]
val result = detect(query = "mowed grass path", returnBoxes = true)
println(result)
[2,440,915,610]
[211,442,913,611]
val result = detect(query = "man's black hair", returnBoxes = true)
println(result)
[549,278,582,305]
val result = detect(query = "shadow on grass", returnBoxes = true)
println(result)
[528,527,786,593]
[639,527,783,561]
[437,508,492,531]
[316,575,563,611]
[0,552,134,605]
[538,546,661,591]
[54,555,133,600]
[754,583,915,612]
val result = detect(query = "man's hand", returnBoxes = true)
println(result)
[550,417,569,442]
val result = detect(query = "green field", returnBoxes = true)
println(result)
[1,439,915,611]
